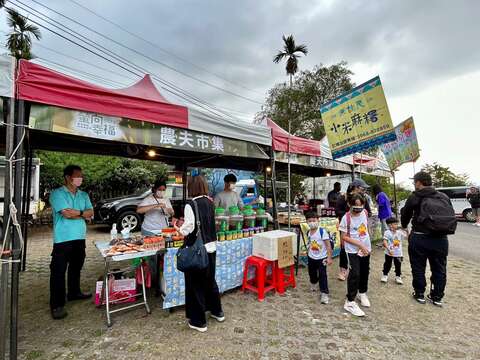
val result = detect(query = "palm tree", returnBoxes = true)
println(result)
[273,35,307,230]
[273,34,308,87]
[5,8,41,60]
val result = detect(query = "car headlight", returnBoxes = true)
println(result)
[103,202,118,209]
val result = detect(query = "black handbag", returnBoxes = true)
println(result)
[175,200,209,272]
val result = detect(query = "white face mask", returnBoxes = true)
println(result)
[229,183,236,191]
[72,177,83,187]
[308,221,318,230]
[156,190,166,198]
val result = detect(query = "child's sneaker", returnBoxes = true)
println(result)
[310,283,318,292]
[380,274,388,283]
[395,276,403,285]
[357,293,371,307]
[344,300,365,317]
[320,293,329,304]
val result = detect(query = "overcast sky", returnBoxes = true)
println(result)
[1,0,479,185]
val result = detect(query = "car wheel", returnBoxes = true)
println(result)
[117,211,141,232]
[463,209,476,223]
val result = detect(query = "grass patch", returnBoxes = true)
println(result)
[26,350,44,360]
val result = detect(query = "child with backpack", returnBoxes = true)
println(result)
[305,212,333,304]
[339,194,371,317]
[381,217,406,285]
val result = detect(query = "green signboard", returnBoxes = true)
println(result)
[29,105,268,159]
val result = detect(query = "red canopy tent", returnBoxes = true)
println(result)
[16,60,189,129]
[267,118,321,157]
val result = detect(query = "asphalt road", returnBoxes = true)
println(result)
[449,222,479,262]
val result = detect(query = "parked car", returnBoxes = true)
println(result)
[437,186,475,222]
[397,186,475,222]
[94,184,185,231]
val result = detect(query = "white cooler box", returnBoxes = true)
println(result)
[252,230,297,261]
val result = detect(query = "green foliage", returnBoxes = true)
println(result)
[421,162,470,187]
[6,9,41,60]
[36,151,167,201]
[273,34,308,82]
[257,62,355,140]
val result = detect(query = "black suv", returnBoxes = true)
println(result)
[94,184,185,231]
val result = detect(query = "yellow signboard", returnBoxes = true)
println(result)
[320,76,396,159]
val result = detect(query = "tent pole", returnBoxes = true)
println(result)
[312,176,316,205]
[10,99,26,360]
[21,133,32,271]
[270,151,279,230]
[287,121,291,231]
[0,96,15,360]
[263,164,268,210]
[393,171,398,215]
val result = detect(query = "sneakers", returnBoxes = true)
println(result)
[188,322,208,333]
[357,293,371,308]
[320,293,329,304]
[427,294,443,307]
[310,283,318,292]
[344,300,365,317]
[395,276,403,285]
[412,292,426,304]
[51,307,68,320]
[380,274,388,283]
[210,312,225,322]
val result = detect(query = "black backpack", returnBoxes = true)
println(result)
[418,192,457,235]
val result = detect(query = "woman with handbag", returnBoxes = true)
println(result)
[175,175,224,332]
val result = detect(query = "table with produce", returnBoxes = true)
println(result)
[95,227,187,326]
[161,205,268,309]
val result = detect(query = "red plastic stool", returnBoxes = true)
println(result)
[275,262,296,294]
[242,256,276,301]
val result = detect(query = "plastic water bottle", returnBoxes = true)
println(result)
[110,224,118,241]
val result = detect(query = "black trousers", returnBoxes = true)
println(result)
[50,239,86,309]
[408,233,448,300]
[383,255,402,276]
[307,257,329,294]
[346,253,370,301]
[339,246,348,270]
[184,252,223,327]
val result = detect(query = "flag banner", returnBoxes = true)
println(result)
[380,117,420,171]
[320,76,396,159]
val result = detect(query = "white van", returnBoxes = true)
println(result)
[437,186,474,222]
[397,186,474,222]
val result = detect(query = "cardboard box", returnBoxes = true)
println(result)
[95,278,137,306]
[252,230,297,261]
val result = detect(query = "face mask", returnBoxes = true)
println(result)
[352,206,364,213]
[308,221,318,230]
[72,177,83,187]
[156,190,166,198]
[229,183,236,191]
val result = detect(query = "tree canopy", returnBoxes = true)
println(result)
[257,62,355,140]
[421,162,470,187]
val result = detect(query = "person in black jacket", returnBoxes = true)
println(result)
[335,179,372,281]
[175,175,223,332]
[401,171,449,307]
[467,186,480,226]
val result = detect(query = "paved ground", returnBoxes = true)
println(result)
[15,225,480,360]
[449,222,480,262]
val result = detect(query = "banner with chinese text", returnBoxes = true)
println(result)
[380,117,420,171]
[28,105,268,159]
[320,76,396,159]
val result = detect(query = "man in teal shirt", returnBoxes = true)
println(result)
[49,165,94,319]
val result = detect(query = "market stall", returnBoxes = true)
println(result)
[1,59,277,335]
